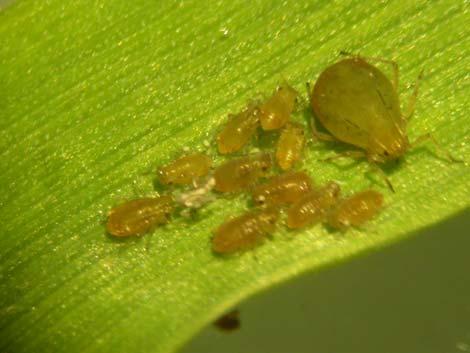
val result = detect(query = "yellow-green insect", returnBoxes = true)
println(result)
[213,153,271,193]
[217,105,259,154]
[286,181,341,229]
[259,83,298,131]
[309,53,457,191]
[252,171,313,207]
[106,196,173,237]
[158,152,212,186]
[275,122,306,171]
[212,208,279,254]
[327,189,383,231]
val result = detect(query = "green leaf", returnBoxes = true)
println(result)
[0,1,468,352]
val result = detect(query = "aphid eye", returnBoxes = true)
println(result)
[383,150,389,156]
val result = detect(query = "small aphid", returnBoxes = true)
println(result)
[213,309,240,332]
[259,83,298,130]
[252,171,313,207]
[276,122,306,170]
[328,189,383,231]
[217,105,259,154]
[212,208,279,254]
[158,152,212,186]
[106,196,173,237]
[309,54,458,191]
[213,153,272,193]
[286,181,341,229]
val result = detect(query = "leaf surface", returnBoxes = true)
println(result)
[0,1,469,352]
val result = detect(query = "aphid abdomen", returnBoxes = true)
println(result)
[259,84,298,130]
[311,58,403,156]
[252,171,313,207]
[327,190,383,230]
[217,106,259,154]
[212,208,279,254]
[158,153,212,185]
[214,153,272,193]
[287,181,340,229]
[106,196,174,237]
[212,217,262,254]
[275,123,305,170]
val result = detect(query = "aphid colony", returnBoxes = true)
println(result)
[106,54,452,254]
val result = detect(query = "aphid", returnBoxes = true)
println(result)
[213,309,240,332]
[213,153,272,193]
[259,83,298,130]
[309,53,458,191]
[212,208,279,254]
[286,181,341,229]
[275,122,306,170]
[158,152,212,186]
[327,189,383,231]
[252,171,313,207]
[106,195,173,237]
[217,105,259,154]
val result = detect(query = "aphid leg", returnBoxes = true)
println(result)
[339,51,400,90]
[321,150,366,162]
[310,117,337,143]
[403,70,424,121]
[368,163,395,193]
[411,133,463,163]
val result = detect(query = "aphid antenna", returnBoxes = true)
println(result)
[368,163,395,193]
